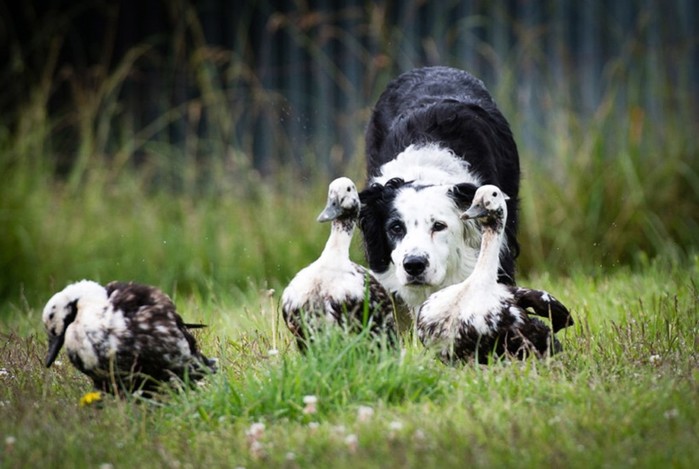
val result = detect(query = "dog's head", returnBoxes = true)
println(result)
[359,178,481,308]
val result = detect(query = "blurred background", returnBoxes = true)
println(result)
[1,0,697,309]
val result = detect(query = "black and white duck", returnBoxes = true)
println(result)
[416,184,573,364]
[42,280,217,395]
[281,177,397,351]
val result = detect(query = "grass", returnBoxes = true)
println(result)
[1,259,698,468]
[1,4,698,466]
[1,1,698,306]
[1,113,697,310]
[1,129,697,467]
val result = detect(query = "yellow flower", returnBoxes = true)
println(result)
[80,391,103,406]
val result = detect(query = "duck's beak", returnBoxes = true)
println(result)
[45,333,65,367]
[317,201,342,222]
[460,205,488,221]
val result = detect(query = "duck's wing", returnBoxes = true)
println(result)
[183,323,208,329]
[358,266,396,321]
[280,267,319,351]
[507,314,563,357]
[105,281,176,317]
[509,286,574,333]
[105,281,215,377]
[105,281,206,329]
[280,299,311,352]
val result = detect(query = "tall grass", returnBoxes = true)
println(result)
[516,99,698,273]
[492,10,699,274]
[1,3,698,312]
[0,148,336,305]
[1,259,697,467]
[1,5,697,467]
[174,330,446,424]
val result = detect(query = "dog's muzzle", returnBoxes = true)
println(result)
[403,254,429,283]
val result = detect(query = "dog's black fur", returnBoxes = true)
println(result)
[359,66,521,286]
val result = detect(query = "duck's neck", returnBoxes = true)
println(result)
[469,224,504,286]
[320,218,355,261]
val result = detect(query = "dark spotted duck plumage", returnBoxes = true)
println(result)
[42,280,217,395]
[281,177,397,351]
[416,184,573,364]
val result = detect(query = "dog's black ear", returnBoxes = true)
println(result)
[448,182,478,210]
[384,177,405,189]
[359,183,393,273]
[359,182,384,206]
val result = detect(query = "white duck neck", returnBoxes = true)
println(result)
[469,222,505,287]
[319,218,355,261]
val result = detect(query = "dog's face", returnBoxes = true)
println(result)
[387,185,465,287]
[360,179,480,308]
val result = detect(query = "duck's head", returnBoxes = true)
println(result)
[42,280,107,367]
[460,184,509,230]
[317,177,360,222]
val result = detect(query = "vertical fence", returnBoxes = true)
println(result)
[3,0,697,177]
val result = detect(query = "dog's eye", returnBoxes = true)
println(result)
[387,221,405,237]
[432,221,447,232]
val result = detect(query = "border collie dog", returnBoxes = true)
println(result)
[359,66,521,313]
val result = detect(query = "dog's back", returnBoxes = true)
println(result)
[366,67,513,176]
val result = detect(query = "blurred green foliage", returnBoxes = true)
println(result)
[1,1,697,310]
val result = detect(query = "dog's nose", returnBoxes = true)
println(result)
[403,255,428,277]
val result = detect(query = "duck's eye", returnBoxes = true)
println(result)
[432,221,447,232]
[492,191,497,197]
[347,187,351,192]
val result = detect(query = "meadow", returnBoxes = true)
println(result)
[2,5,699,467]
[1,126,697,467]
[1,259,697,468]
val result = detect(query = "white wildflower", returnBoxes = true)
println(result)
[249,440,266,460]
[303,395,318,414]
[332,425,346,435]
[389,420,404,431]
[664,408,679,419]
[388,420,404,440]
[246,422,266,441]
[357,405,374,422]
[344,434,359,453]
[649,354,662,365]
